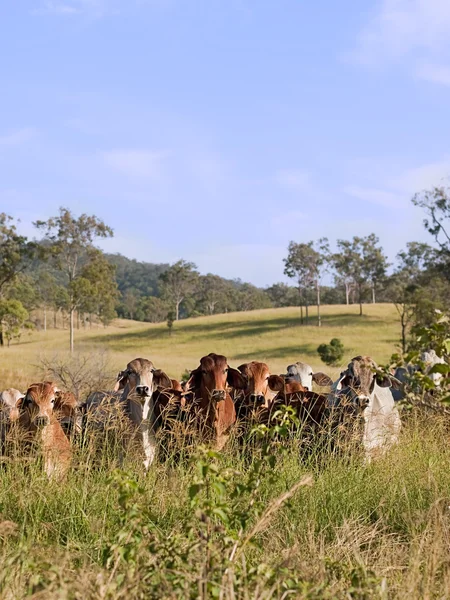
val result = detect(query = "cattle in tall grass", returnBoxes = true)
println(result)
[186,353,247,449]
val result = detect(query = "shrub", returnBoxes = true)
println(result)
[317,338,345,366]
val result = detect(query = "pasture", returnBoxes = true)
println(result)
[2,303,450,599]
[1,303,400,390]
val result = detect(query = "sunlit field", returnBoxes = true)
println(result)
[3,303,449,599]
[1,303,401,390]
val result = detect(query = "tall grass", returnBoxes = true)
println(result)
[1,412,450,598]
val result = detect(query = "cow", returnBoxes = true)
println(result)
[234,361,271,420]
[267,375,328,427]
[421,349,446,386]
[54,390,81,438]
[0,388,24,457]
[331,356,401,461]
[284,362,333,390]
[186,353,247,450]
[116,359,172,469]
[19,382,72,480]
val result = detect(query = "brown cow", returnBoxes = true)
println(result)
[19,382,72,480]
[267,375,328,427]
[186,353,247,449]
[54,390,81,438]
[233,361,271,421]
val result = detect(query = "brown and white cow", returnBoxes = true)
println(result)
[284,362,333,390]
[331,356,401,461]
[19,382,72,480]
[0,388,24,456]
[54,390,81,438]
[186,353,247,450]
[115,358,172,469]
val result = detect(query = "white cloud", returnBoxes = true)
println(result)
[0,128,37,147]
[102,149,169,179]
[351,0,450,62]
[33,0,119,17]
[415,62,450,86]
[389,157,450,193]
[343,185,407,208]
[275,169,311,191]
[348,0,450,84]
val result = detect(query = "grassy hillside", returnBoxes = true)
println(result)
[0,304,401,390]
[2,303,450,598]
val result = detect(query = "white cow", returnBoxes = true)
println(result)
[332,356,401,461]
[284,362,333,390]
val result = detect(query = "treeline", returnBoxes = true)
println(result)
[2,184,450,351]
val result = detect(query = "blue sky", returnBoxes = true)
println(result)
[1,0,450,286]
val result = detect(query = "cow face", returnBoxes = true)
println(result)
[117,358,156,400]
[335,356,392,407]
[0,388,25,424]
[22,382,59,428]
[186,353,247,401]
[188,354,247,401]
[237,361,270,404]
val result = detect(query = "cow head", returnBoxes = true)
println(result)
[335,356,393,407]
[117,358,171,401]
[0,388,25,424]
[237,361,271,404]
[21,382,59,428]
[268,375,308,398]
[285,362,333,390]
[187,353,247,402]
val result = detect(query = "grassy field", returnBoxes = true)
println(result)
[0,303,401,391]
[3,303,449,599]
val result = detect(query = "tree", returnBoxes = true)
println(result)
[195,274,229,315]
[34,207,113,352]
[265,283,298,307]
[0,214,34,345]
[78,251,119,326]
[386,242,443,352]
[0,299,30,346]
[137,296,168,323]
[159,260,198,321]
[412,185,450,257]
[317,338,345,366]
[283,239,329,325]
[333,235,388,316]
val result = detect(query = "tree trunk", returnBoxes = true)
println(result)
[54,309,57,329]
[359,284,363,316]
[305,298,309,323]
[372,285,376,304]
[401,307,407,354]
[70,308,74,353]
[175,300,180,321]
[345,282,350,306]
[0,330,3,347]
[77,311,80,330]
[316,279,321,327]
[43,307,47,332]
[298,287,304,325]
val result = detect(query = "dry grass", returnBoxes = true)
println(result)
[0,303,401,391]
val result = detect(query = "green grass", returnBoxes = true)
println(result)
[3,303,446,599]
[0,303,401,390]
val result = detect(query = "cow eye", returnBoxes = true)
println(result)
[224,368,229,374]
[202,369,207,375]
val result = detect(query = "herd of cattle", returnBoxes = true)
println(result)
[0,352,413,479]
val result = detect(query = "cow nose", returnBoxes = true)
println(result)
[34,416,50,427]
[136,385,150,396]
[211,389,226,401]
[249,394,265,404]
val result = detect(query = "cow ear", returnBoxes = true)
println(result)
[153,369,172,390]
[375,373,395,388]
[227,368,247,390]
[312,372,333,386]
[268,375,285,392]
[186,367,202,391]
[114,370,128,392]
[237,364,249,377]
[15,394,25,410]
[335,374,351,391]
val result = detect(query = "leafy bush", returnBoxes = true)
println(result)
[317,338,345,366]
